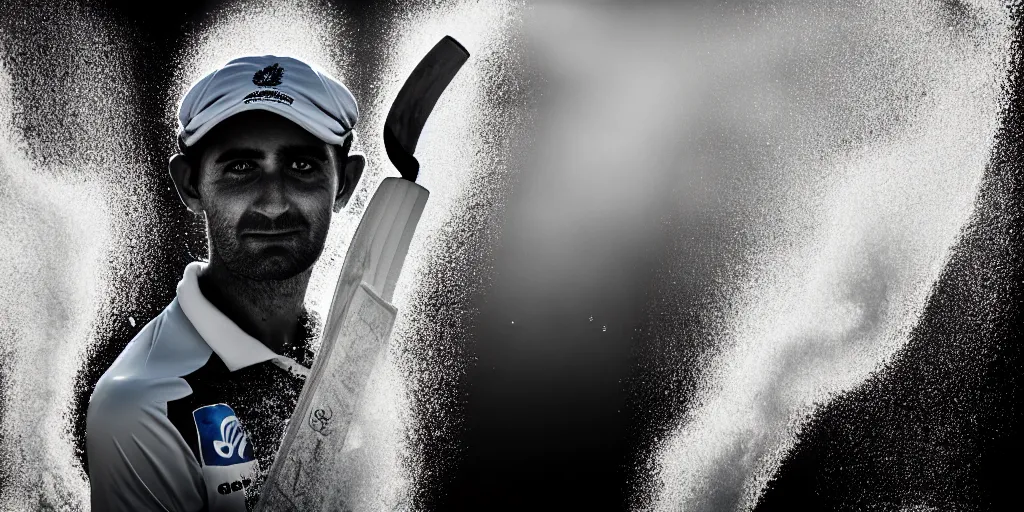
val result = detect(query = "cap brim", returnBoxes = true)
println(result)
[181,101,350,148]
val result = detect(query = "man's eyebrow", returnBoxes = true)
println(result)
[280,144,330,161]
[214,148,266,163]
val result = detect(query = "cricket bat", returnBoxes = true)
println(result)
[256,36,469,511]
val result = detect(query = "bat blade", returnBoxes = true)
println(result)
[256,36,468,511]
[257,178,428,512]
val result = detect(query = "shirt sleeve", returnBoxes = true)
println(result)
[87,375,207,512]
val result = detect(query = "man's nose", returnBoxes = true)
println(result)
[251,166,291,218]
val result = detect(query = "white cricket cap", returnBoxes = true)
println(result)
[177,55,358,148]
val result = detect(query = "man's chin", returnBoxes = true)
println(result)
[229,253,315,282]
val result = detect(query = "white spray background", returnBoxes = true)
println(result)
[635,1,1012,510]
[0,58,104,512]
[0,3,149,509]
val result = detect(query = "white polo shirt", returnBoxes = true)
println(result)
[87,262,315,511]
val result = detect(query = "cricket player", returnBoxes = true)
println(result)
[86,55,364,511]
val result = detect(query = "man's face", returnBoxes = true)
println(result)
[195,111,342,281]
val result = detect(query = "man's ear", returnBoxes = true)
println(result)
[334,152,365,212]
[168,153,204,214]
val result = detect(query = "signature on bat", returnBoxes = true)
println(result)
[309,405,333,435]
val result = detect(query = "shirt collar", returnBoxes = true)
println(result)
[176,261,309,376]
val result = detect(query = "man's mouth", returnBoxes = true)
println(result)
[242,229,303,238]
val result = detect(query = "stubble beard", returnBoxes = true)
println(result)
[206,213,330,282]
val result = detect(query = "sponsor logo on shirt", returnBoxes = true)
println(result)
[193,403,253,466]
[217,477,253,495]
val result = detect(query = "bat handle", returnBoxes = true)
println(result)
[383,126,420,182]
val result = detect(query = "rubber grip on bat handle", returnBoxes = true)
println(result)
[383,126,420,182]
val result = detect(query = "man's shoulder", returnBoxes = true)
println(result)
[89,299,214,419]
[86,299,209,512]
[100,299,212,380]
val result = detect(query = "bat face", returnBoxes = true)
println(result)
[257,37,467,511]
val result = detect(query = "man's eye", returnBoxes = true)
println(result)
[227,161,256,173]
[291,160,317,173]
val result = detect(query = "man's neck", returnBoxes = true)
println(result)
[197,257,311,354]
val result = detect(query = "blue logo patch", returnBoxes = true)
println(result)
[193,404,253,466]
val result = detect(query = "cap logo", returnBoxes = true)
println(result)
[245,62,294,105]
[252,63,284,87]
